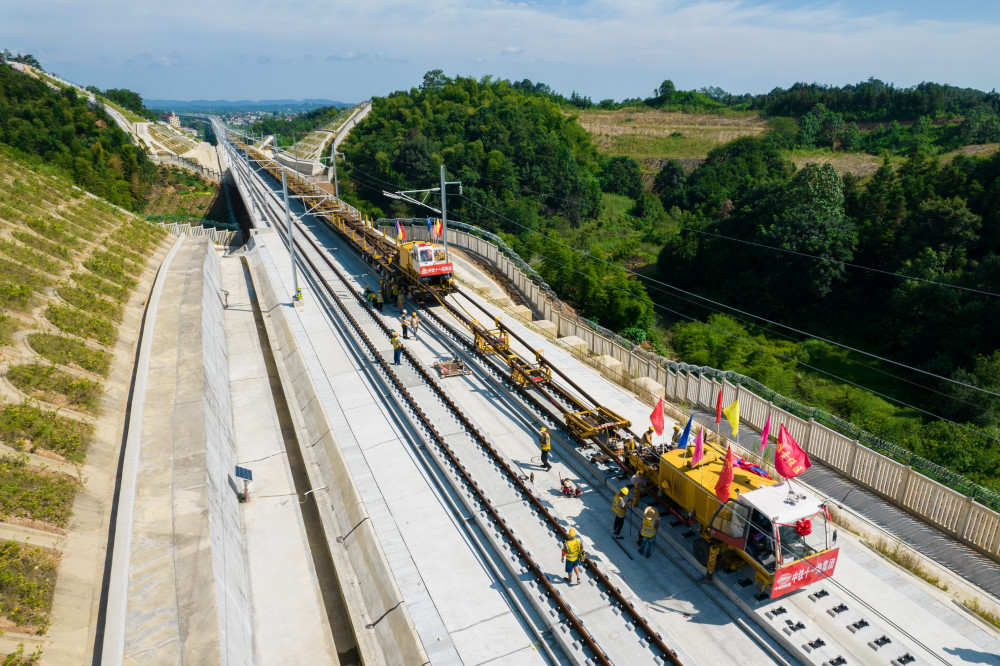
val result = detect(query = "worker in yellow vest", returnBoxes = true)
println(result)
[561,528,583,585]
[637,507,660,558]
[538,427,552,471]
[641,426,654,449]
[612,487,629,539]
[392,331,402,365]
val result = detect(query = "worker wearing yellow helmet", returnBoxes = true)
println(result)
[392,331,403,365]
[561,527,584,585]
[671,423,682,445]
[538,426,552,471]
[638,507,660,558]
[612,487,629,539]
[641,426,654,449]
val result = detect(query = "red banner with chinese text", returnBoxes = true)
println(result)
[770,548,839,598]
[419,263,453,277]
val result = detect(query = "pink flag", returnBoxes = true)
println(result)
[775,424,812,478]
[691,427,704,466]
[760,412,772,452]
[650,398,665,436]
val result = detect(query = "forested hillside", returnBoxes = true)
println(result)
[0,63,157,211]
[655,136,1000,485]
[249,104,351,147]
[342,71,657,331]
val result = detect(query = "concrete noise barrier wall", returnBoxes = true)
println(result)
[245,239,427,665]
[406,225,1000,562]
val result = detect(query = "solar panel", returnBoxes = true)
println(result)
[235,465,253,481]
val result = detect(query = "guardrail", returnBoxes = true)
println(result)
[399,221,1000,561]
[150,152,221,182]
[152,221,242,247]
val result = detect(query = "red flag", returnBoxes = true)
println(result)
[714,389,723,424]
[760,412,772,452]
[650,398,665,436]
[715,445,734,503]
[775,424,811,478]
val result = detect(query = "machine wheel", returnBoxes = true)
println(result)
[693,537,710,567]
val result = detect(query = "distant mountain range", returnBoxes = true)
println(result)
[146,98,353,113]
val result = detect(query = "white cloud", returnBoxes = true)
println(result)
[3,0,1000,101]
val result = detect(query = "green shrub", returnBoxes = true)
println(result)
[0,242,62,275]
[82,254,139,286]
[43,305,116,346]
[6,364,103,412]
[56,285,121,322]
[0,457,78,527]
[1,642,43,664]
[0,539,60,634]
[0,402,93,462]
[69,272,129,303]
[0,313,15,347]
[25,219,78,248]
[0,283,32,311]
[27,334,111,376]
[10,232,71,262]
[99,242,143,266]
[0,258,52,291]
[45,305,118,345]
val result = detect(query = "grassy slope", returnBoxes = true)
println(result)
[576,107,896,178]
[0,149,166,634]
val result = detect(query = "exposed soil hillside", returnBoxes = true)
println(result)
[144,166,224,219]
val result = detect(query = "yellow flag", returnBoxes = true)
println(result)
[722,400,740,437]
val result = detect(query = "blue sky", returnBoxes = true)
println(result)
[3,1,998,103]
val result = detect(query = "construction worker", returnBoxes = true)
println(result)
[561,528,583,585]
[364,285,373,306]
[612,487,629,538]
[637,507,660,558]
[630,473,644,507]
[375,291,384,312]
[671,424,682,446]
[641,426,654,449]
[411,312,419,340]
[538,427,552,471]
[401,310,409,339]
[391,331,402,365]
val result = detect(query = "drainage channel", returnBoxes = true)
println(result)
[239,255,360,665]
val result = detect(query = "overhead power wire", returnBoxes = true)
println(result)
[672,224,1000,298]
[506,239,1000,445]
[339,160,998,432]
[457,192,1000,401]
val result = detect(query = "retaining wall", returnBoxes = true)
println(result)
[407,225,1000,561]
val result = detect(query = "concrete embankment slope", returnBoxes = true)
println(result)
[106,236,252,665]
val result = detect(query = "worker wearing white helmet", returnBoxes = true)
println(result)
[538,426,552,471]
[612,487,629,539]
[561,527,584,585]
